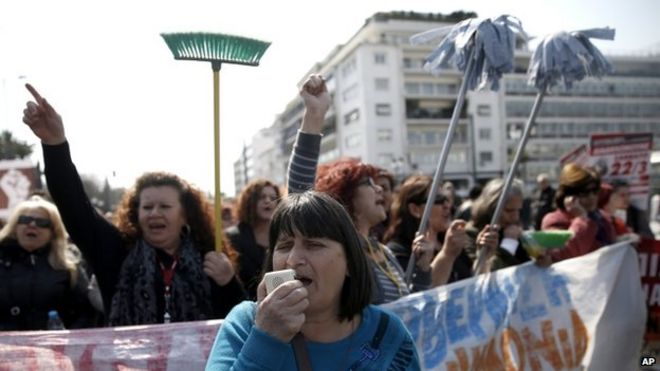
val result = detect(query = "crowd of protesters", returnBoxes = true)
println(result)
[0,74,655,369]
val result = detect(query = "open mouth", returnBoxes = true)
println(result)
[295,274,313,286]
[148,223,167,231]
[25,231,38,238]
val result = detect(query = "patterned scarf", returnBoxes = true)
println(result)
[108,238,213,326]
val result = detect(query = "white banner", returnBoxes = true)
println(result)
[383,243,646,370]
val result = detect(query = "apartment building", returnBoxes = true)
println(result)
[235,11,660,194]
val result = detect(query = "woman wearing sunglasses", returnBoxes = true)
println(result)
[0,196,99,330]
[542,163,615,262]
[384,175,497,289]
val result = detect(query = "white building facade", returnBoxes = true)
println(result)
[235,12,660,195]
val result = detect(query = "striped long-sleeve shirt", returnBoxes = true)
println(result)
[286,131,321,194]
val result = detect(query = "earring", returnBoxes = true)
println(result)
[181,224,191,238]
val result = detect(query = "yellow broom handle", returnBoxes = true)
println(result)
[213,68,223,252]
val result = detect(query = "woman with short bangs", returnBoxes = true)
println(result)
[206,192,420,370]
[542,163,615,261]
[226,179,281,299]
[22,85,245,325]
[0,196,98,330]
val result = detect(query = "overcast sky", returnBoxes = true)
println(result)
[1,0,658,197]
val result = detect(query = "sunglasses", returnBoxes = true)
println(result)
[17,215,52,228]
[357,177,377,188]
[416,194,449,205]
[578,188,599,197]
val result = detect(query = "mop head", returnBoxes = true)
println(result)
[528,28,615,91]
[410,15,529,91]
[161,32,271,66]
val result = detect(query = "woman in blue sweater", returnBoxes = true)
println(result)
[206,191,420,370]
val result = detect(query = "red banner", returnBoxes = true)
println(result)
[638,238,660,341]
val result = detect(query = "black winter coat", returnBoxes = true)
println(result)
[0,239,99,331]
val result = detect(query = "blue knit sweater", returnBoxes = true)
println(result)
[205,301,420,370]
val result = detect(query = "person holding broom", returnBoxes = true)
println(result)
[21,84,245,325]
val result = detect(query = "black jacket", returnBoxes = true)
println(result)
[0,240,98,331]
[226,223,266,300]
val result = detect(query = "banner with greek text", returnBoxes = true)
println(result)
[384,243,646,370]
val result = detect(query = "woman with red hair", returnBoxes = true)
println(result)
[286,75,463,303]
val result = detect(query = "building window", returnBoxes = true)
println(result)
[405,82,420,95]
[374,52,387,65]
[478,128,491,140]
[341,58,357,78]
[407,131,422,145]
[479,151,493,164]
[375,78,389,91]
[344,108,360,125]
[422,83,434,95]
[424,131,437,145]
[345,133,361,148]
[342,84,358,102]
[477,105,491,116]
[377,129,392,142]
[403,58,412,68]
[375,103,392,116]
[449,148,467,163]
[377,153,393,166]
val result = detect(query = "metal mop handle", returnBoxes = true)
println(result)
[473,88,547,274]
[404,52,477,285]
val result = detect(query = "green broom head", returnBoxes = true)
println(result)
[161,32,271,67]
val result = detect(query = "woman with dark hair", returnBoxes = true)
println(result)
[0,196,99,330]
[384,175,494,288]
[206,192,420,370]
[598,181,634,239]
[22,84,245,325]
[542,163,615,262]
[226,179,281,299]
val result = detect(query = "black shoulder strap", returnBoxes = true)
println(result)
[292,333,313,371]
[371,312,389,349]
[347,312,390,369]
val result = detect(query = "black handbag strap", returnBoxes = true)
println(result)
[292,332,313,371]
[292,312,389,371]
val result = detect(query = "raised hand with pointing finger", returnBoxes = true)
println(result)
[22,84,66,146]
[20,84,247,326]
